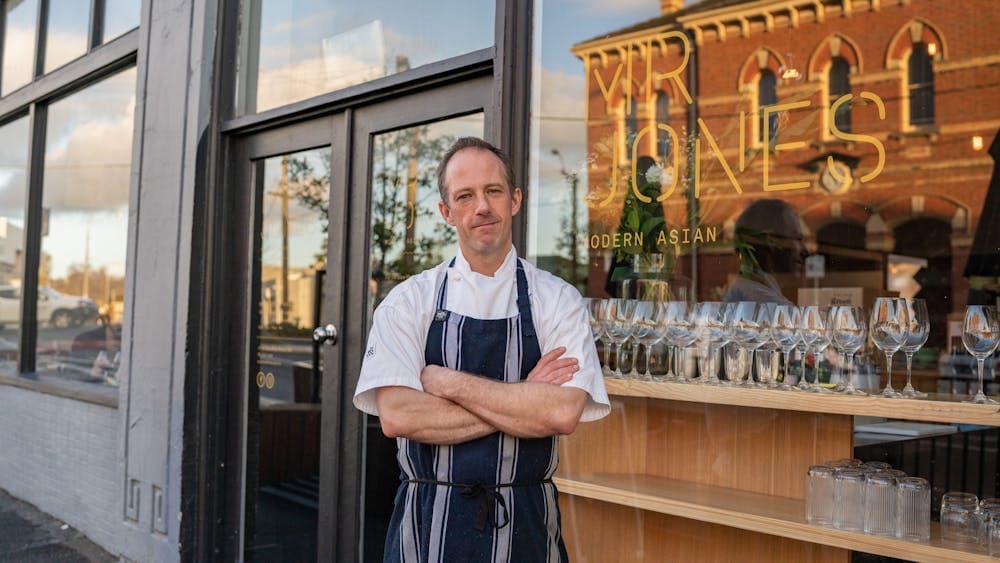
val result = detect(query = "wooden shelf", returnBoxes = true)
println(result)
[554,472,992,563]
[604,378,1000,427]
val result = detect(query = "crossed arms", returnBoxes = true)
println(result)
[375,347,587,445]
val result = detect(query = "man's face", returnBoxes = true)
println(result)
[438,148,522,263]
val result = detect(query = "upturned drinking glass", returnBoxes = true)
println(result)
[864,472,897,536]
[832,469,867,532]
[899,298,929,398]
[870,297,909,398]
[830,306,868,395]
[941,492,980,545]
[895,477,930,542]
[807,465,836,525]
[770,305,802,391]
[962,305,1000,404]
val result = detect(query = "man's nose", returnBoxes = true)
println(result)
[474,192,490,213]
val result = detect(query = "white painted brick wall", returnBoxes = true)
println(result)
[0,385,120,555]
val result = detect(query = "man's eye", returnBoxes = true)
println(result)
[456,193,471,200]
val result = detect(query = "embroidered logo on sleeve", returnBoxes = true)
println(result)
[365,344,376,359]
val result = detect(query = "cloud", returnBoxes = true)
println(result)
[569,0,662,16]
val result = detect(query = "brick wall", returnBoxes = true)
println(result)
[0,386,120,555]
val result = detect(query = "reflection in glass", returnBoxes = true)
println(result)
[2,0,39,96]
[103,0,141,42]
[43,0,89,73]
[247,147,329,561]
[36,67,136,390]
[0,117,30,373]
[236,0,493,114]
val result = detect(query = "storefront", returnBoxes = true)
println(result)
[0,0,996,561]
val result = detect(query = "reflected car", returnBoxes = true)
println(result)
[0,285,99,328]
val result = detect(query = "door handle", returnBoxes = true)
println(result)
[312,324,338,346]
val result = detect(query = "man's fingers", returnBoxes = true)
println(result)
[536,347,567,368]
[530,360,579,383]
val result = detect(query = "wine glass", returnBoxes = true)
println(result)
[899,298,929,398]
[800,306,833,393]
[730,302,771,387]
[664,301,698,383]
[583,298,607,372]
[830,306,868,395]
[770,305,802,391]
[870,297,909,398]
[694,302,734,385]
[794,317,811,391]
[605,298,637,379]
[962,305,1000,404]
[631,300,664,381]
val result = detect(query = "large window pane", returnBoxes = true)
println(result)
[36,67,136,393]
[0,116,30,373]
[236,0,493,114]
[103,0,141,42]
[2,0,39,96]
[43,0,89,73]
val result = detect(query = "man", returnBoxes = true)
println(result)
[354,137,610,562]
[724,198,807,305]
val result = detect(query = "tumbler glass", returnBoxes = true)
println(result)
[864,472,897,536]
[895,477,930,542]
[807,465,835,525]
[941,492,980,545]
[862,461,891,471]
[988,512,1000,557]
[833,469,866,532]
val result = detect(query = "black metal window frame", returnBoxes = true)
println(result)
[908,41,936,127]
[0,0,138,407]
[185,0,532,561]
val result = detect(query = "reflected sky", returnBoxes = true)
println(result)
[44,0,89,73]
[0,117,28,288]
[103,0,140,42]
[2,0,38,96]
[246,0,493,113]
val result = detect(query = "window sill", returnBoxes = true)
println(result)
[889,126,940,142]
[0,372,118,409]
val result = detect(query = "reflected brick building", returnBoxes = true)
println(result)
[573,0,1000,333]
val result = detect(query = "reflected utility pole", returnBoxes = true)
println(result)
[552,149,581,287]
[280,156,290,324]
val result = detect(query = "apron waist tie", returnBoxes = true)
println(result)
[405,478,553,531]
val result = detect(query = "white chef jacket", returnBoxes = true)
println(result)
[353,247,611,423]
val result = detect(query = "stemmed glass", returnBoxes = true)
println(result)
[583,298,608,373]
[900,298,930,398]
[800,305,833,393]
[664,301,698,383]
[730,302,770,387]
[794,318,811,391]
[830,306,868,395]
[870,297,909,398]
[631,300,664,381]
[771,305,802,391]
[605,298,637,379]
[961,305,1000,404]
[694,302,734,385]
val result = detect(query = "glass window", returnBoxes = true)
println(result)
[0,116,29,373]
[235,0,494,115]
[103,0,141,42]
[655,91,671,160]
[2,0,39,96]
[909,42,935,126]
[43,0,89,73]
[758,69,777,142]
[828,57,851,132]
[36,66,136,392]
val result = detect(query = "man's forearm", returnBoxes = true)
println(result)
[375,386,498,445]
[425,368,586,438]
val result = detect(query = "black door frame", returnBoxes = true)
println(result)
[184,1,532,559]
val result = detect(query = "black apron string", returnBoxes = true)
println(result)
[404,478,553,531]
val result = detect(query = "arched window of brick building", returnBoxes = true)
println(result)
[758,69,777,143]
[817,221,875,272]
[656,90,671,160]
[908,42,936,125]
[625,99,638,146]
[829,57,852,132]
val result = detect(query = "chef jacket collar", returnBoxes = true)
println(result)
[451,246,517,280]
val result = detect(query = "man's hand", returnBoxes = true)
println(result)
[526,347,579,386]
[420,364,452,397]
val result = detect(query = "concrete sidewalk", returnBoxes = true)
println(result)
[0,489,115,562]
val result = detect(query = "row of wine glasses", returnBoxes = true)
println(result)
[583,296,1000,404]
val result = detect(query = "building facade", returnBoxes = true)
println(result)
[0,0,996,561]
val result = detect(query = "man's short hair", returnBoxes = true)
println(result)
[436,137,516,203]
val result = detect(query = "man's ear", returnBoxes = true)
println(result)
[438,199,455,226]
[511,187,523,216]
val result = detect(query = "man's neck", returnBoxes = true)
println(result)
[459,245,512,277]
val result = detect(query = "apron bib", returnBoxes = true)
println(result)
[383,258,568,563]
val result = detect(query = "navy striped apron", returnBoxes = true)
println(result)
[383,258,568,563]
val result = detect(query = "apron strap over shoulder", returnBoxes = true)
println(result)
[515,259,535,338]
